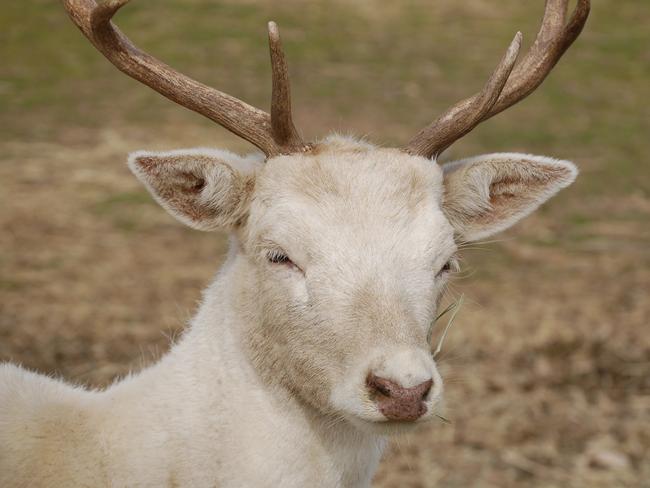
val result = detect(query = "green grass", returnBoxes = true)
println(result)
[92,191,154,214]
[91,190,156,233]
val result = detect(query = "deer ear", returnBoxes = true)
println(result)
[128,149,257,231]
[441,153,577,242]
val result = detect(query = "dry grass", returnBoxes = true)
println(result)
[1,0,649,486]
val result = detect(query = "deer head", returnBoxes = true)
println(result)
[62,0,589,432]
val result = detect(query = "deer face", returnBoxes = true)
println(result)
[128,136,577,433]
[243,140,452,431]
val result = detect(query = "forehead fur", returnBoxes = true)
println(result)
[258,135,444,212]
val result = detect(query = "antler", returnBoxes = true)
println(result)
[405,0,591,159]
[267,21,304,150]
[61,0,307,157]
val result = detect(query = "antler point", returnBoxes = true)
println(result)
[268,21,280,41]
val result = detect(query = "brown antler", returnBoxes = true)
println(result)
[405,0,591,159]
[62,0,307,157]
[268,21,304,150]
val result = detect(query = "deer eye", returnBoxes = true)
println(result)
[436,258,457,277]
[267,250,293,265]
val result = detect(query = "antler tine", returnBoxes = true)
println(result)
[62,0,306,157]
[268,22,306,151]
[485,0,591,119]
[405,0,590,159]
[405,32,522,159]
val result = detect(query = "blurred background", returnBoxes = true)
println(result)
[1,0,648,486]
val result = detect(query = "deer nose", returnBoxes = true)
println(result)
[366,372,433,422]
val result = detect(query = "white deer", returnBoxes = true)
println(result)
[0,0,590,486]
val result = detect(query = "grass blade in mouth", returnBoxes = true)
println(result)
[430,294,464,358]
[436,414,451,424]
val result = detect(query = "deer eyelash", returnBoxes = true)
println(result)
[266,249,292,265]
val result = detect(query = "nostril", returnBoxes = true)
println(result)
[374,382,391,397]
[366,373,395,398]
[420,379,433,401]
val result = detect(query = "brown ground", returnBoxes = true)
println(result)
[1,1,648,486]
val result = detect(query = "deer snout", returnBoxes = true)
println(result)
[366,372,433,422]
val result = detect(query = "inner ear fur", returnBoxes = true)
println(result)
[442,153,578,242]
[128,149,257,231]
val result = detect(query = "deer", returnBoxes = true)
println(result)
[0,0,590,486]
